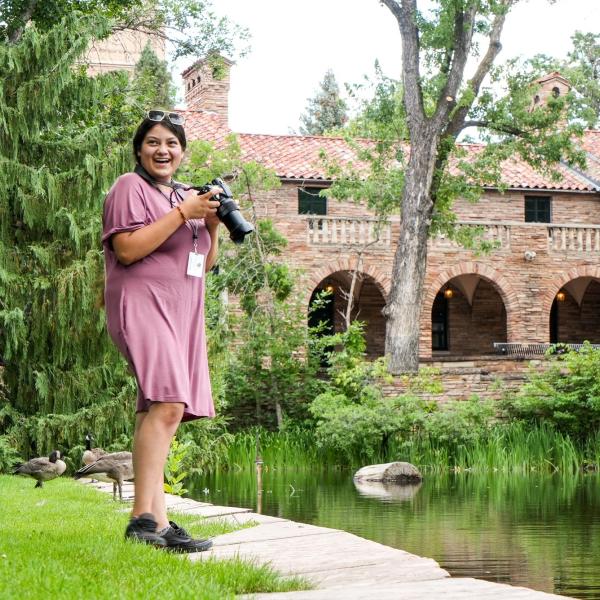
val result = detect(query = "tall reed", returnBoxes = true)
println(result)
[219,423,596,474]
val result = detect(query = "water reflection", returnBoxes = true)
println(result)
[353,479,422,502]
[187,469,600,599]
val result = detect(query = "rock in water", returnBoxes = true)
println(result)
[353,461,422,483]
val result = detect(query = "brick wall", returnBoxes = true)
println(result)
[248,182,600,360]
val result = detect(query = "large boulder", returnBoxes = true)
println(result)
[353,461,423,484]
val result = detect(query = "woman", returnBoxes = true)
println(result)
[102,110,221,551]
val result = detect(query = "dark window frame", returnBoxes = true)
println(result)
[524,195,552,223]
[298,187,328,216]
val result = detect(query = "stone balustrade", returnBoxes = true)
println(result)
[547,224,600,253]
[306,216,391,247]
[305,218,600,257]
[430,221,512,250]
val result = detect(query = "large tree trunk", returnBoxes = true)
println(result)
[384,133,438,374]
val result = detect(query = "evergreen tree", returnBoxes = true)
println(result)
[299,70,348,135]
[0,14,137,458]
[129,40,177,110]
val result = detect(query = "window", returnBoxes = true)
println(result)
[525,196,551,223]
[298,187,327,215]
[432,293,448,351]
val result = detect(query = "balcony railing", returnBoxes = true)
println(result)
[306,216,391,247]
[548,225,600,253]
[430,222,511,250]
[305,218,600,255]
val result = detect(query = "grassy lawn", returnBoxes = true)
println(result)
[0,475,308,600]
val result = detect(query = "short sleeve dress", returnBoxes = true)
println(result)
[102,172,214,421]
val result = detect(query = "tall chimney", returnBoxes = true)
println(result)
[182,55,233,124]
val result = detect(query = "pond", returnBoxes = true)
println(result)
[188,468,600,599]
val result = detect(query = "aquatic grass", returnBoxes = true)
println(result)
[0,476,308,600]
[218,423,597,475]
[222,427,341,470]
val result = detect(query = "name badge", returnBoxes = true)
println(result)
[187,252,205,278]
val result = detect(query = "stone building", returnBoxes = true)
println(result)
[181,61,600,371]
[80,29,165,76]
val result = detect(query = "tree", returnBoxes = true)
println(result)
[329,0,586,373]
[0,7,245,459]
[1,0,249,63]
[129,40,177,110]
[0,14,135,457]
[529,31,600,128]
[299,69,349,135]
[181,136,325,431]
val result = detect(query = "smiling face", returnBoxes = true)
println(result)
[138,124,184,183]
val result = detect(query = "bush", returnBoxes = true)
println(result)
[502,342,600,441]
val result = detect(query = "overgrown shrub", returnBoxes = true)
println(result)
[501,342,600,441]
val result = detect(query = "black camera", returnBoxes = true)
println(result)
[194,178,254,244]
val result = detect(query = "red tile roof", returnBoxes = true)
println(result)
[182,110,600,192]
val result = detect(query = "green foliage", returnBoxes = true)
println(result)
[182,136,325,430]
[0,14,141,457]
[129,41,177,111]
[528,31,600,128]
[501,343,600,441]
[307,323,496,463]
[164,437,192,496]
[299,69,348,135]
[0,434,21,473]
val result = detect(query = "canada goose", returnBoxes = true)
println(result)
[74,451,133,501]
[82,433,106,466]
[13,450,67,488]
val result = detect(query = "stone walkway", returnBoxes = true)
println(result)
[82,480,573,599]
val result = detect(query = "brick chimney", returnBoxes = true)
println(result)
[531,71,571,110]
[182,55,233,124]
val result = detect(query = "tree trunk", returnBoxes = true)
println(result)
[384,134,438,374]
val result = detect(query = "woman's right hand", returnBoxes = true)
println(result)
[179,188,222,220]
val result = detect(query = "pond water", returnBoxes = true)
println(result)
[188,468,600,599]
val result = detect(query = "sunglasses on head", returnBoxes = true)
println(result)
[147,110,185,126]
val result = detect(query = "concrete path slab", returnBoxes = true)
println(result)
[241,577,573,599]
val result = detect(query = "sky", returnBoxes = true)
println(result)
[173,0,600,136]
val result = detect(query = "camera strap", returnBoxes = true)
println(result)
[133,164,199,251]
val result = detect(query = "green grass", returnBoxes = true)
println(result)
[0,475,308,600]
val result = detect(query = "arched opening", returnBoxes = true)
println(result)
[549,278,600,343]
[552,86,560,98]
[308,270,386,358]
[432,274,507,356]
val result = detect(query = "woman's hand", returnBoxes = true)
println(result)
[179,187,222,221]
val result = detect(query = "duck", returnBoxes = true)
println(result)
[74,451,133,501]
[82,433,106,466]
[13,450,67,488]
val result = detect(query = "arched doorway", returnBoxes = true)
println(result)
[550,277,600,343]
[308,270,386,358]
[432,274,507,356]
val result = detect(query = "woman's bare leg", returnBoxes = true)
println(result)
[131,402,184,530]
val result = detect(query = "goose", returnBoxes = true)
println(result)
[74,451,133,501]
[13,450,67,488]
[82,433,106,466]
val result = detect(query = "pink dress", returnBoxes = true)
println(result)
[102,172,214,421]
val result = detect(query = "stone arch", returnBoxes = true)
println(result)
[306,265,388,358]
[303,258,389,310]
[542,265,600,318]
[423,262,520,343]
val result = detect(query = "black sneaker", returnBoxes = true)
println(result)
[125,513,167,547]
[160,520,213,553]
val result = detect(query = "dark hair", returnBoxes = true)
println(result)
[132,118,187,163]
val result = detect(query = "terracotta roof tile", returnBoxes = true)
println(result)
[182,111,600,192]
